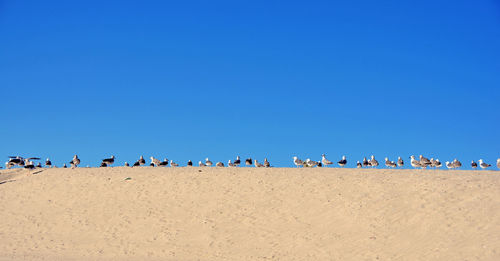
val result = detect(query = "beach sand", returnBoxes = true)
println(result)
[0,167,499,260]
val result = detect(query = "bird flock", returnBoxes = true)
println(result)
[3,154,500,171]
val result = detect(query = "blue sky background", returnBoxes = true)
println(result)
[1,0,499,168]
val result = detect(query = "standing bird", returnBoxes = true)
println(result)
[45,158,52,168]
[445,161,454,169]
[205,158,213,167]
[356,161,362,168]
[124,162,130,167]
[497,158,500,170]
[72,155,80,168]
[338,155,347,167]
[305,159,319,167]
[63,163,67,168]
[170,160,179,167]
[234,156,241,167]
[150,156,161,166]
[397,157,404,167]
[245,158,253,166]
[228,160,235,167]
[254,160,264,167]
[132,161,140,167]
[100,162,107,167]
[410,155,421,169]
[216,162,224,167]
[187,160,193,166]
[264,158,271,168]
[293,156,303,168]
[138,156,146,166]
[198,161,206,167]
[419,155,432,168]
[478,159,491,169]
[369,155,379,168]
[362,157,370,167]
[471,160,478,169]
[321,154,333,167]
[102,155,115,167]
[433,159,442,169]
[452,159,462,169]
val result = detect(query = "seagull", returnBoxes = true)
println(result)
[100,162,107,167]
[132,161,140,167]
[205,158,213,167]
[356,161,362,168]
[478,159,491,169]
[305,158,319,167]
[369,155,378,168]
[216,162,224,167]
[138,156,146,166]
[198,161,206,167]
[158,159,169,166]
[317,161,322,167]
[245,158,253,166]
[36,162,42,168]
[63,163,67,168]
[150,156,161,166]
[445,161,454,169]
[264,158,271,168]
[410,156,422,169]
[5,161,15,169]
[338,155,347,167]
[72,155,80,168]
[24,160,35,169]
[234,156,241,167]
[228,160,235,167]
[452,159,462,169]
[362,157,370,167]
[254,159,264,167]
[45,158,52,168]
[397,157,404,167]
[419,155,432,168]
[124,162,130,167]
[170,160,179,167]
[385,157,396,168]
[102,155,115,166]
[293,156,303,168]
[321,154,333,167]
[7,156,24,166]
[187,160,193,166]
[497,158,500,169]
[433,159,442,169]
[471,160,478,169]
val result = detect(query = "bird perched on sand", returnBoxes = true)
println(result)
[36,162,42,168]
[170,160,179,167]
[452,159,462,169]
[356,161,362,168]
[138,156,146,166]
[150,156,161,167]
[228,160,235,167]
[198,161,206,167]
[45,158,52,168]
[102,155,115,167]
[445,161,454,169]
[158,159,169,166]
[397,157,404,167]
[254,160,264,167]
[63,163,67,168]
[124,162,130,167]
[264,158,271,168]
[419,155,432,168]
[245,158,253,166]
[362,157,370,167]
[293,156,303,168]
[234,156,241,167]
[187,160,193,166]
[471,160,478,169]
[385,157,396,168]
[100,162,107,167]
[497,159,500,169]
[433,159,442,169]
[321,154,333,167]
[338,155,347,167]
[132,161,140,167]
[205,158,213,167]
[478,159,491,169]
[306,159,319,167]
[410,155,421,169]
[369,155,378,168]
[72,155,80,168]
[216,162,224,167]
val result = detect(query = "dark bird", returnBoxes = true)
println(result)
[102,155,115,166]
[124,162,130,167]
[45,158,52,168]
[234,156,241,167]
[132,161,140,167]
[357,161,362,168]
[187,160,193,166]
[338,156,347,167]
[362,157,370,167]
[397,157,404,167]
[159,159,169,166]
[100,162,108,167]
[245,158,253,166]
[63,163,68,168]
[471,160,478,169]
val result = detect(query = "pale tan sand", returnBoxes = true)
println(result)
[0,167,499,260]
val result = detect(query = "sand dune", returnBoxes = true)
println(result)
[0,167,499,260]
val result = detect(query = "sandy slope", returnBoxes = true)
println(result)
[0,167,499,260]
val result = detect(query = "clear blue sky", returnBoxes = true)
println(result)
[1,0,499,168]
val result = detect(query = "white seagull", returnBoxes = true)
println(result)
[293,156,303,168]
[321,154,333,167]
[478,159,491,169]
